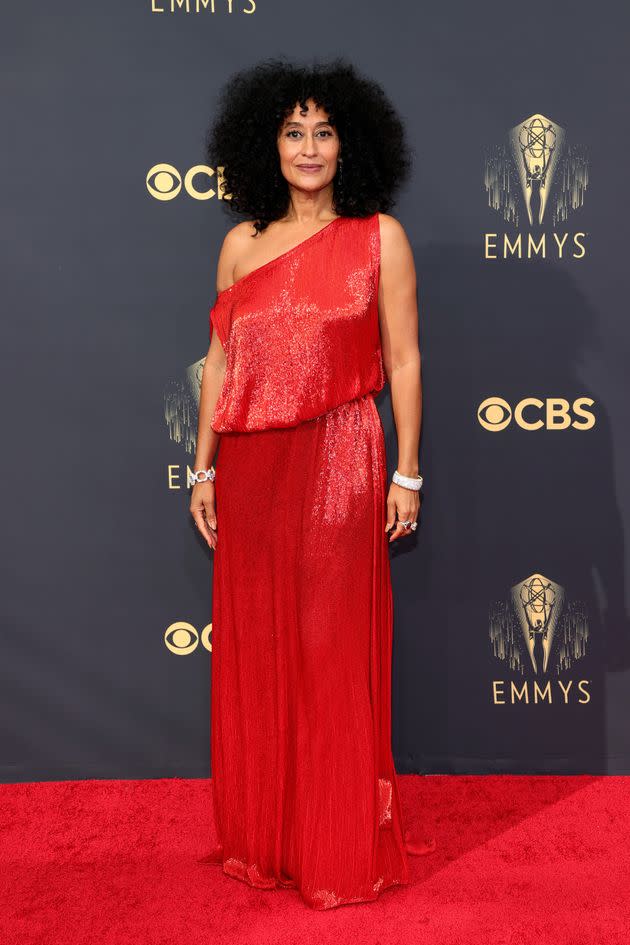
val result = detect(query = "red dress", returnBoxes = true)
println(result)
[206,212,410,909]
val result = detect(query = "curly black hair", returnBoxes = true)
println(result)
[205,56,413,234]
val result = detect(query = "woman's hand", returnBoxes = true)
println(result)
[385,482,421,543]
[190,482,217,550]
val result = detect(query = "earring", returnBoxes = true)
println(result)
[337,157,343,187]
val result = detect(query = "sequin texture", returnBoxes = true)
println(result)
[209,215,385,433]
[206,213,411,911]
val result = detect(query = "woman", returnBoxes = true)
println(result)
[190,58,433,910]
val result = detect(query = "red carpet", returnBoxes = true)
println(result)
[1,775,629,944]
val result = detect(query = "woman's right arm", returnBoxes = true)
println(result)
[189,228,242,549]
[189,330,226,550]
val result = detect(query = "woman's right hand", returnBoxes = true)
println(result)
[190,482,217,550]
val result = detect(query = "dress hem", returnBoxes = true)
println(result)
[216,852,410,911]
[199,841,410,911]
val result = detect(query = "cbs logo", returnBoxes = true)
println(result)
[164,621,212,655]
[477,397,595,431]
[146,164,230,201]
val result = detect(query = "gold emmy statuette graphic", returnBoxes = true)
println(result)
[490,572,589,678]
[510,115,564,227]
[512,573,564,674]
[485,113,588,229]
[164,358,205,456]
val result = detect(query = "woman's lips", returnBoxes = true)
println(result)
[296,164,324,173]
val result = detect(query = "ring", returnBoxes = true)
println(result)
[410,522,417,531]
[401,520,412,528]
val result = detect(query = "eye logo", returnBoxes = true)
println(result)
[146,164,229,201]
[477,397,512,431]
[146,164,182,201]
[164,621,213,655]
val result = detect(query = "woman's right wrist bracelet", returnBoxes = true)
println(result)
[191,466,216,484]
[392,470,423,491]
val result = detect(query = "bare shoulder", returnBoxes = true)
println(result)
[376,213,416,294]
[214,220,257,292]
[223,219,258,248]
[376,213,414,275]
[376,212,410,252]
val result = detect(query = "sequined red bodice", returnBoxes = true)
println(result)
[208,213,385,432]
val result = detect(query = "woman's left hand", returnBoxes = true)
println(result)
[385,483,421,543]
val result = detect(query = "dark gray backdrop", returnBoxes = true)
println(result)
[3,1,630,782]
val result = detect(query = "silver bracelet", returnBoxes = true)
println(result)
[191,466,216,484]
[392,470,423,491]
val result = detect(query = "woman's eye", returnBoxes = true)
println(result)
[285,129,333,138]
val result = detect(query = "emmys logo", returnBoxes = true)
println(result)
[146,164,231,201]
[484,113,589,259]
[489,572,590,705]
[477,396,595,432]
[164,621,213,655]
[150,0,256,14]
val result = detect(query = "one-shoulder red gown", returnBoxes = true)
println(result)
[205,212,410,909]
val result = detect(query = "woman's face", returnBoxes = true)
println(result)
[277,98,340,196]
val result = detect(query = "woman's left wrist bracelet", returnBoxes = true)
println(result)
[392,469,423,491]
[191,466,216,484]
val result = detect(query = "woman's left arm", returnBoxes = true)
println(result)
[377,213,423,543]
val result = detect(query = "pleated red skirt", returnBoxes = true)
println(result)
[208,392,410,909]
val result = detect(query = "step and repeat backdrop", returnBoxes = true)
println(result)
[3,1,630,782]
